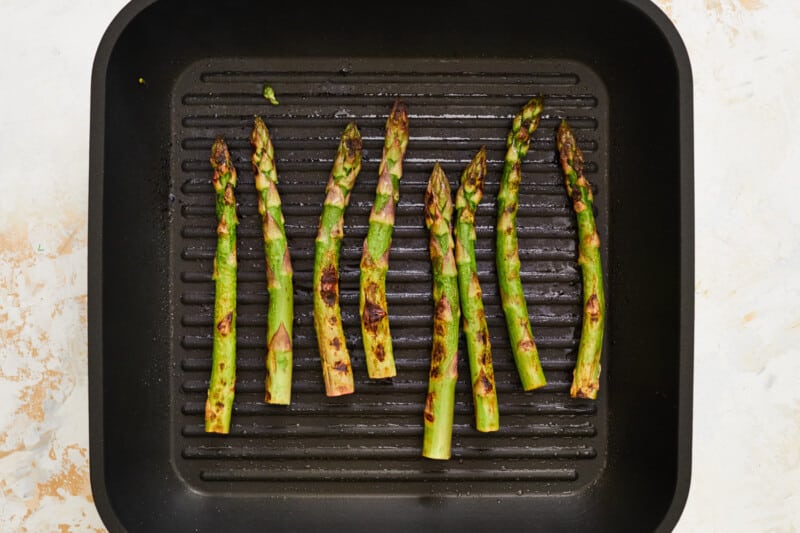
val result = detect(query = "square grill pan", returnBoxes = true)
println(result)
[89,1,693,531]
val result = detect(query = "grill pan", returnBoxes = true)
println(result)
[88,0,693,531]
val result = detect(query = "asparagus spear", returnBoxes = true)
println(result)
[455,148,499,432]
[359,99,409,379]
[251,117,294,405]
[313,123,363,397]
[496,97,547,391]
[557,120,605,400]
[422,163,460,460]
[205,138,239,434]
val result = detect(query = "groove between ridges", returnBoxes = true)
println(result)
[181,93,598,108]
[179,356,579,373]
[179,247,578,262]
[183,444,597,460]
[179,311,579,329]
[198,70,582,85]
[180,377,576,395]
[198,468,579,482]
[179,334,579,351]
[179,137,599,153]
[179,398,597,419]
[180,115,598,130]
[179,268,579,284]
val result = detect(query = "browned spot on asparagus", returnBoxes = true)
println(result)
[586,294,601,322]
[319,264,338,307]
[424,393,436,423]
[216,313,232,335]
[362,287,388,332]
[476,369,494,394]
[269,322,292,353]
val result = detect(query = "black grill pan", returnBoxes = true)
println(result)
[88,1,693,531]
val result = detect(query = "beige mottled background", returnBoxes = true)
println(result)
[1,0,798,531]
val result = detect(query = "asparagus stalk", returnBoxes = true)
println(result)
[557,120,605,399]
[422,163,460,460]
[251,117,294,405]
[205,138,239,434]
[497,97,548,391]
[313,123,363,397]
[455,148,499,432]
[359,99,409,379]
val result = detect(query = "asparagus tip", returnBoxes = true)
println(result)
[473,147,487,180]
[525,95,545,112]
[557,119,584,172]
[390,98,409,124]
[521,96,545,125]
[343,121,361,138]
[459,147,487,201]
[341,122,363,159]
[251,115,269,147]
[425,163,452,229]
[557,119,573,152]
[428,163,449,194]
[210,137,230,169]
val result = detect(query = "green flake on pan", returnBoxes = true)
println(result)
[262,85,279,105]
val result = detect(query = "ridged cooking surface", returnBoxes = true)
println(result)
[170,58,607,495]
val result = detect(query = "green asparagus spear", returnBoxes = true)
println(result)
[557,120,605,400]
[455,148,499,432]
[496,97,547,391]
[251,117,294,405]
[205,138,239,434]
[359,99,409,379]
[313,123,363,397]
[422,163,460,460]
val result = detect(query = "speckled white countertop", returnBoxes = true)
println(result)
[1,0,798,531]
